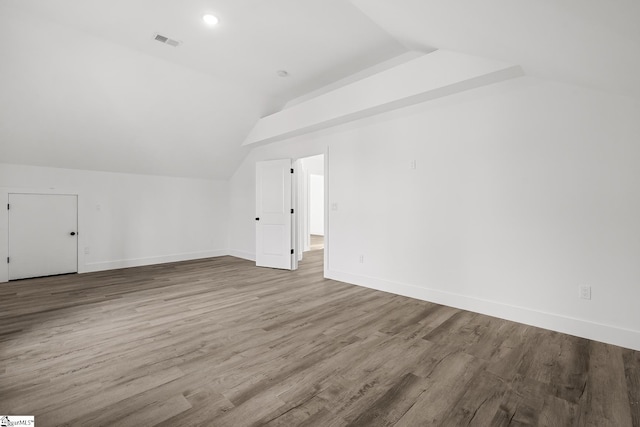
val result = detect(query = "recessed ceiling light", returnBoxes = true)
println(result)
[277,70,289,77]
[202,14,219,26]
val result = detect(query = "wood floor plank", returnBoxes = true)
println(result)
[623,349,640,426]
[345,373,427,427]
[394,351,485,426]
[157,387,234,427]
[36,367,184,426]
[1,250,638,426]
[102,394,192,427]
[439,370,507,427]
[578,341,634,426]
[261,395,331,426]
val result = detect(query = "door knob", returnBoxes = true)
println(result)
[70,232,76,236]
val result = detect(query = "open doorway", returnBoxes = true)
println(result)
[308,170,324,251]
[295,154,325,263]
[255,154,324,271]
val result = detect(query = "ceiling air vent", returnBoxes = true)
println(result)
[153,33,181,47]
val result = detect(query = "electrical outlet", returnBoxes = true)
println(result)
[331,202,338,211]
[359,255,364,263]
[410,159,417,169]
[84,247,90,255]
[579,285,591,300]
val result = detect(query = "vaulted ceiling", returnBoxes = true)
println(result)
[353,0,640,99]
[1,0,638,179]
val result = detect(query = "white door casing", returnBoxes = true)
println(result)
[8,193,78,280]
[295,158,307,261]
[255,159,294,270]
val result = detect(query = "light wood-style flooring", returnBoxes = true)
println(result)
[1,250,638,426]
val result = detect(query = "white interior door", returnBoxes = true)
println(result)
[256,159,294,270]
[9,193,78,280]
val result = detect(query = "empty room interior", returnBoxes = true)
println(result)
[1,1,640,426]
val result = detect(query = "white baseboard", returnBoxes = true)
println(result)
[228,249,256,262]
[326,268,640,352]
[82,250,229,273]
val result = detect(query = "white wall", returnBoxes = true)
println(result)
[228,76,640,350]
[303,155,325,176]
[309,174,325,236]
[301,154,325,238]
[0,164,229,282]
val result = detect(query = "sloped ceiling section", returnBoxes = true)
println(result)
[6,0,406,108]
[3,0,638,179]
[0,6,263,179]
[350,0,640,99]
[0,0,405,179]
[245,0,640,147]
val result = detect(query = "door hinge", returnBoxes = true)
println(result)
[290,168,294,174]
[291,208,294,214]
[6,257,9,264]
[291,249,294,255]
[7,203,9,210]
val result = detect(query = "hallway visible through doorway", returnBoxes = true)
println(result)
[295,154,324,264]
[310,234,324,251]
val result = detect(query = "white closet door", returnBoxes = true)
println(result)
[9,194,78,280]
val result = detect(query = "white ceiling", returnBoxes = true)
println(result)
[1,0,638,179]
[352,0,640,99]
[4,0,406,109]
